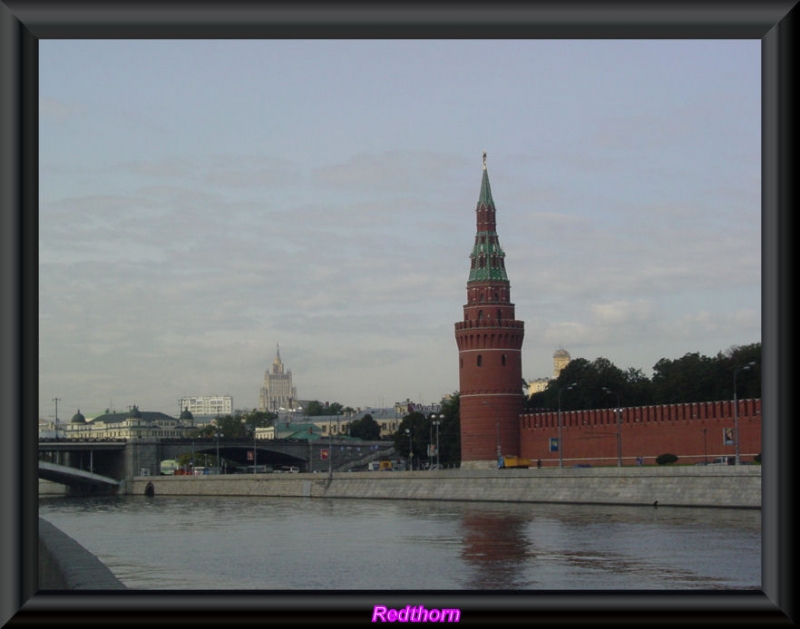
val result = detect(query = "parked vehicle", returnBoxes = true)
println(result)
[498,455,531,469]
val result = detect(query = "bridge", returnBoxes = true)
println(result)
[38,437,397,493]
[39,461,121,490]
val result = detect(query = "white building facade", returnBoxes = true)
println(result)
[179,395,233,417]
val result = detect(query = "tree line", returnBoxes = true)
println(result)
[526,342,761,412]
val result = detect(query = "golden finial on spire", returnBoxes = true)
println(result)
[482,151,487,169]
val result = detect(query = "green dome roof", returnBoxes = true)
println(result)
[70,409,86,424]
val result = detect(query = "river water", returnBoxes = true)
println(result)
[38,494,760,591]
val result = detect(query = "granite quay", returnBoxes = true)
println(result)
[38,518,127,590]
[128,466,760,509]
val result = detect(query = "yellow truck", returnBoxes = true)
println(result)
[497,455,531,469]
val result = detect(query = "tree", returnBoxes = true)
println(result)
[392,411,430,468]
[305,401,325,416]
[327,402,344,416]
[622,367,654,407]
[523,342,761,412]
[305,401,344,416]
[349,414,381,440]
[212,414,249,439]
[238,409,275,431]
[389,394,462,468]
[436,394,461,468]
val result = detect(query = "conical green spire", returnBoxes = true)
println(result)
[478,151,494,207]
[468,152,508,283]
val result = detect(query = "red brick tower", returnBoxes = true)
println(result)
[455,153,525,469]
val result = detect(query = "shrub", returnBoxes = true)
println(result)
[754,453,762,464]
[655,453,679,465]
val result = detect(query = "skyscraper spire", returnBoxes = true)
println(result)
[272,344,284,374]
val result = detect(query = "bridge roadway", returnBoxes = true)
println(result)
[39,438,397,490]
[39,461,121,489]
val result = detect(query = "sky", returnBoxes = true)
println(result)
[38,39,761,420]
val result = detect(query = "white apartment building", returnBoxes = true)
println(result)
[179,395,233,417]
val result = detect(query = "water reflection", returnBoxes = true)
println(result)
[459,504,533,589]
[39,496,760,591]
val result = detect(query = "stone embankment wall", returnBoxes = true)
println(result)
[38,518,127,590]
[129,466,761,509]
[39,479,67,495]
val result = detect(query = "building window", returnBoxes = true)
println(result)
[477,355,482,367]
[501,354,507,366]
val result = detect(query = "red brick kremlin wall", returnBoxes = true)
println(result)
[519,398,762,467]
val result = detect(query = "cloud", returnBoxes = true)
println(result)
[39,97,85,122]
[590,300,654,326]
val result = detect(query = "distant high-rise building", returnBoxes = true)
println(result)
[553,349,571,378]
[259,345,298,413]
[179,395,233,417]
[455,153,525,469]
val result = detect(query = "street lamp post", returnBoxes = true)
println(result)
[703,428,708,465]
[432,415,442,471]
[733,361,756,465]
[328,415,333,478]
[53,397,60,440]
[252,424,258,475]
[215,428,223,474]
[557,383,577,468]
[602,387,623,467]
[405,428,413,471]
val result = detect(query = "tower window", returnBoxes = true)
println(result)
[501,354,507,366]
[478,310,483,320]
[477,355,482,367]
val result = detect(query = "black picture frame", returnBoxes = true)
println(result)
[2,1,795,626]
